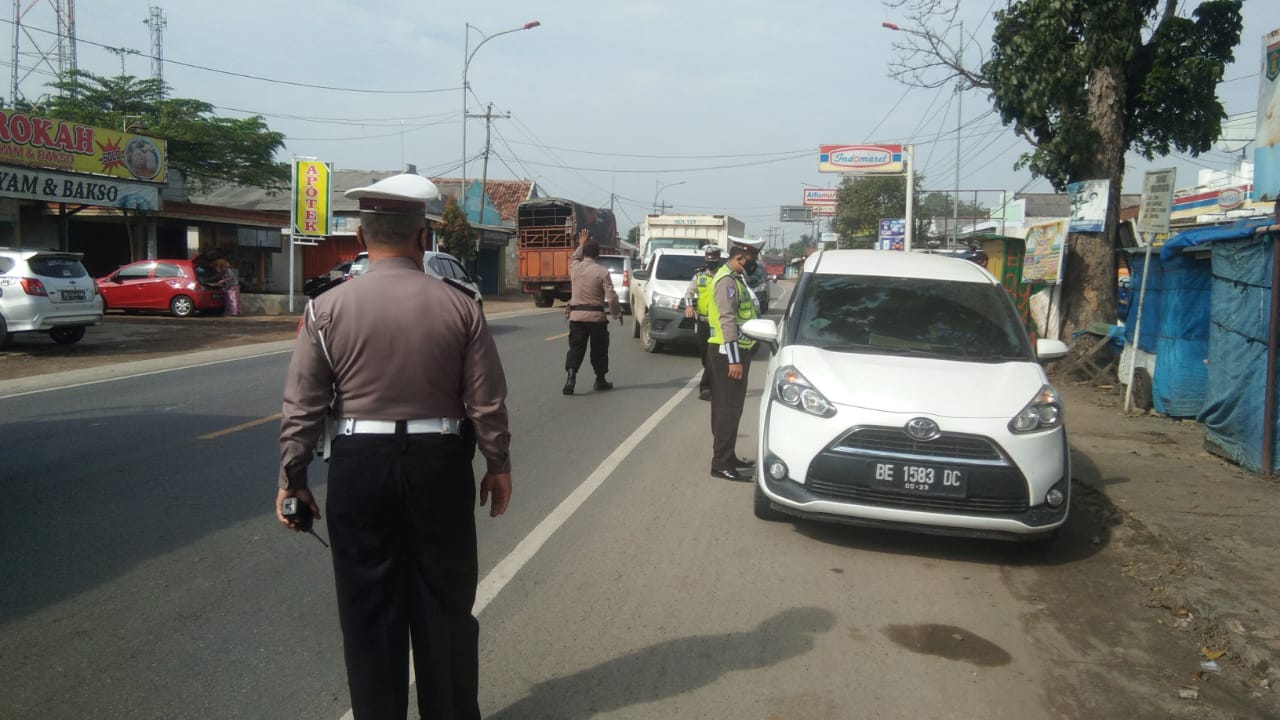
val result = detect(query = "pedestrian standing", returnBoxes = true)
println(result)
[562,234,622,395]
[707,236,765,481]
[276,173,512,720]
[683,244,724,401]
[216,258,242,317]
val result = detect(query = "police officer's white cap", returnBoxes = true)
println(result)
[728,236,765,253]
[344,173,439,214]
[703,244,723,257]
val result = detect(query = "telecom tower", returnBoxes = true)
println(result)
[143,5,166,95]
[9,0,77,108]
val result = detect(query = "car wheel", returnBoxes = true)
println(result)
[49,326,86,345]
[0,313,9,350]
[170,295,196,317]
[753,484,786,521]
[632,312,640,338]
[640,313,663,353]
[533,293,554,308]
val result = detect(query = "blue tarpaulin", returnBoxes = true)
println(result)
[1199,232,1280,472]
[1160,217,1274,261]
[1123,248,1211,417]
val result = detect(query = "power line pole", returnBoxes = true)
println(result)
[464,102,510,225]
[144,5,167,95]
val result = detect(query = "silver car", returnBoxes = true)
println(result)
[596,254,633,314]
[0,249,103,348]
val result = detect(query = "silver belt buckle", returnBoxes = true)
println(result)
[342,418,356,435]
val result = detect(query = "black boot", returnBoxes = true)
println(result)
[594,375,613,391]
[562,369,577,396]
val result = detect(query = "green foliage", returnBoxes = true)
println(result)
[46,70,289,192]
[919,192,987,220]
[437,197,475,264]
[983,0,1243,188]
[627,226,640,245]
[831,174,929,244]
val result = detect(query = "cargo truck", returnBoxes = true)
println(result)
[516,198,618,307]
[638,213,745,266]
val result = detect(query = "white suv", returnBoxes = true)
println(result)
[0,249,103,348]
[743,249,1071,542]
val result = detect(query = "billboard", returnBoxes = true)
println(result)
[293,160,332,237]
[818,144,904,174]
[1022,219,1069,284]
[0,110,167,183]
[780,205,813,222]
[0,165,159,209]
[1067,179,1109,232]
[1256,27,1280,202]
[878,218,905,251]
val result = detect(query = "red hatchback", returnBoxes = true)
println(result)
[97,259,225,317]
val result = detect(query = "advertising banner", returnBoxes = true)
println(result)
[1022,219,1069,284]
[0,165,159,209]
[1067,179,1110,232]
[0,110,167,183]
[818,144,904,174]
[878,218,905,251]
[1255,27,1280,201]
[293,160,331,236]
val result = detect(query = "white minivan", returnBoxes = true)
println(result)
[743,249,1071,542]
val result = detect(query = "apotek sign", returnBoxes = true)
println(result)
[293,160,332,237]
[818,144,904,174]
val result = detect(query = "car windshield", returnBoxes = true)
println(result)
[793,274,1030,362]
[654,255,704,281]
[596,256,626,275]
[29,256,88,279]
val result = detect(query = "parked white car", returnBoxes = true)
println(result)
[743,249,1071,542]
[0,249,103,348]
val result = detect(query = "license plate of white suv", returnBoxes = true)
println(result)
[872,462,966,497]
[60,289,85,301]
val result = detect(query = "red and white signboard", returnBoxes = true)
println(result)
[818,144,905,174]
[803,188,837,216]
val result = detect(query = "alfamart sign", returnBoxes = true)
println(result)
[0,110,168,183]
[818,144,905,174]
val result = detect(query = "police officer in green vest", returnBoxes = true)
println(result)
[707,236,765,481]
[683,244,724,401]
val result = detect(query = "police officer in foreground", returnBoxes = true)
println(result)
[682,244,724,401]
[563,234,622,395]
[276,173,511,720]
[707,236,765,481]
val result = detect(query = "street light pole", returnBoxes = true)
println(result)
[653,179,685,213]
[461,20,540,219]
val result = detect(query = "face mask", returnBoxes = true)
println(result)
[706,259,722,271]
[743,259,759,275]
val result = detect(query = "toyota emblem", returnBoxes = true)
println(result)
[905,417,940,441]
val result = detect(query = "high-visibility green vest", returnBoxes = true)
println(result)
[707,264,756,350]
[694,268,715,317]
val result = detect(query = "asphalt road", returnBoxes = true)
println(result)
[3,286,1234,719]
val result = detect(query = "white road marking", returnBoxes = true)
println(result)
[338,372,702,720]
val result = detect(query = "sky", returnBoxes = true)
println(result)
[6,0,1275,241]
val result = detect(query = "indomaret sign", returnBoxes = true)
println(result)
[293,160,331,236]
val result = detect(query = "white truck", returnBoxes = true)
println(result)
[639,213,745,266]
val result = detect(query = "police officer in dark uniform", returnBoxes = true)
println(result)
[683,244,724,401]
[707,236,765,481]
[276,173,511,720]
[563,234,622,395]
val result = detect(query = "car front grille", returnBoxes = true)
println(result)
[833,427,1003,462]
[805,425,1029,517]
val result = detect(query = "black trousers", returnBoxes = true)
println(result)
[326,433,479,720]
[708,346,752,471]
[696,320,712,392]
[565,320,610,377]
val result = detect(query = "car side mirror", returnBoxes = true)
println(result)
[633,269,650,281]
[111,275,122,283]
[741,317,780,353]
[1036,338,1069,361]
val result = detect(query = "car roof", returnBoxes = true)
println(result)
[0,248,85,260]
[651,248,703,257]
[805,249,996,285]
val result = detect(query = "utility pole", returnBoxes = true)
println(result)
[464,102,510,226]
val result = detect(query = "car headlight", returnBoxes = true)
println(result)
[774,365,835,418]
[1009,384,1063,434]
[651,292,681,310]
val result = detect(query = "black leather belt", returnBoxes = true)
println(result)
[568,304,605,312]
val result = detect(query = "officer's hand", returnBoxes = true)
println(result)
[276,487,321,531]
[480,472,512,517]
[684,306,695,318]
[728,362,744,381]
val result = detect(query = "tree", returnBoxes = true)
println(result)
[626,226,640,245]
[437,197,475,265]
[885,0,1244,337]
[831,174,928,248]
[47,70,289,193]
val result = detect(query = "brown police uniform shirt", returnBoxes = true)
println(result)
[279,256,511,489]
[566,242,621,323]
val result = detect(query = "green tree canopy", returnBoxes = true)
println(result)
[46,70,289,192]
[831,174,928,248]
[436,197,475,265]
